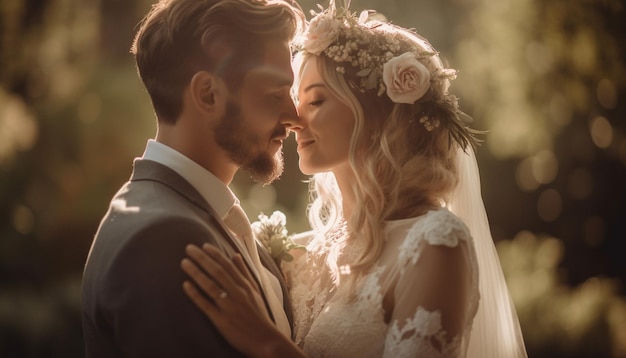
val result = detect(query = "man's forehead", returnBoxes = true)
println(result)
[246,65,294,87]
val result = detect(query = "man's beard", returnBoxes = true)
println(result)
[214,100,285,184]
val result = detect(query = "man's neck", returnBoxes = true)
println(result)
[155,127,238,185]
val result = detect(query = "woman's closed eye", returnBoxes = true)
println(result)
[309,98,324,106]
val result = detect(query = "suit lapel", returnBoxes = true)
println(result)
[130,159,282,325]
[131,160,242,253]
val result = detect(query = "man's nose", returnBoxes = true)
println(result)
[280,100,303,131]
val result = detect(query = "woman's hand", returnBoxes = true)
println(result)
[181,244,303,358]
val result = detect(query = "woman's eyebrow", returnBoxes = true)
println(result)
[301,83,326,94]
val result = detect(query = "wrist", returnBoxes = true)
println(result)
[251,337,282,358]
[250,333,304,358]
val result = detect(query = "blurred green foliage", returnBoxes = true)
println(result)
[0,0,625,357]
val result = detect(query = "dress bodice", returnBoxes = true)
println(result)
[283,208,480,358]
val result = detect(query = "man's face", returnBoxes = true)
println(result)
[214,40,296,184]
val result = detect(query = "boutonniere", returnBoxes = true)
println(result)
[251,211,306,267]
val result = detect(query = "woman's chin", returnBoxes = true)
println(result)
[298,162,315,176]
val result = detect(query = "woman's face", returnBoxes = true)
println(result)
[293,57,355,175]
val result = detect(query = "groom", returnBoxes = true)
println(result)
[81,0,304,356]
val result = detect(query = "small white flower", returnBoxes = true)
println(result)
[267,211,286,228]
[382,52,431,104]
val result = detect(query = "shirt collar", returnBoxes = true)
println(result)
[141,139,237,218]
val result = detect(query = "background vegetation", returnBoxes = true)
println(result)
[1,0,624,357]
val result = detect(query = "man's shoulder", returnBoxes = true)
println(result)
[101,176,211,230]
[81,210,245,358]
[90,203,218,269]
[84,179,224,280]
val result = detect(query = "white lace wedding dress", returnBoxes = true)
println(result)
[284,208,480,358]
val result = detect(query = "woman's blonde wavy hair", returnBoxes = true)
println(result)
[295,24,466,288]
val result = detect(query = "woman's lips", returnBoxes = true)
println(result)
[297,139,315,150]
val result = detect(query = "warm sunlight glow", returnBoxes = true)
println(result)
[111,198,140,213]
[248,183,278,215]
[339,265,351,275]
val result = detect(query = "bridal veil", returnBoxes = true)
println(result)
[448,148,528,358]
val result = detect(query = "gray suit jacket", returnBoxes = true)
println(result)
[81,159,293,357]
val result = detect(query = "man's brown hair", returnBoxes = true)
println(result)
[131,0,304,124]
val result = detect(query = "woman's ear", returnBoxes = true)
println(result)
[189,71,227,118]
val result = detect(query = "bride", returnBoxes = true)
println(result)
[181,1,527,357]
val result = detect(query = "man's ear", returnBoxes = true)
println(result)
[189,71,226,117]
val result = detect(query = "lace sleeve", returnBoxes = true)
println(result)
[383,212,479,358]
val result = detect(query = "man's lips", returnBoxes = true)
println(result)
[271,132,289,144]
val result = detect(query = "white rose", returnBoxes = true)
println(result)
[382,52,431,104]
[303,15,340,55]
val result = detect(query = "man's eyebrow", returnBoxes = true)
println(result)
[249,67,294,87]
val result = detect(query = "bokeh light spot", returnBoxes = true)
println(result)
[589,115,613,149]
[12,205,34,235]
[548,93,573,127]
[0,89,40,165]
[516,157,540,192]
[532,150,558,185]
[536,237,563,270]
[596,79,618,109]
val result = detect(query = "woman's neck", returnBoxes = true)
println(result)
[332,164,356,222]
[331,163,442,223]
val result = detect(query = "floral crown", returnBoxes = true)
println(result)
[295,0,479,150]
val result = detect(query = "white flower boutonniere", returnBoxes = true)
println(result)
[382,52,431,104]
[251,211,305,266]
